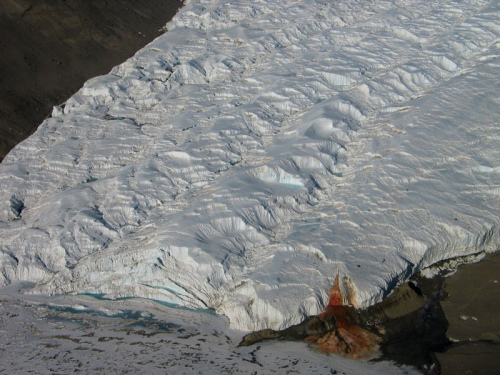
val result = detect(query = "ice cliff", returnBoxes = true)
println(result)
[1,0,499,330]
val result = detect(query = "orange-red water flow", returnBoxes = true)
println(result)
[313,274,381,359]
[325,274,344,307]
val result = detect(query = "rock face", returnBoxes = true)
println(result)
[1,0,500,332]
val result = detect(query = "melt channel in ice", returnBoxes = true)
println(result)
[1,0,499,331]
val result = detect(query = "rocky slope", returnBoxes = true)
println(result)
[0,0,181,159]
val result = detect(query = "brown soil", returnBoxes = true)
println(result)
[434,252,500,375]
[0,0,182,160]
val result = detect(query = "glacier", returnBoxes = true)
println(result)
[1,0,499,331]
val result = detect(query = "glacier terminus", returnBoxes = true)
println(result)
[1,0,499,334]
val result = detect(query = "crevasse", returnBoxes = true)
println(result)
[1,0,499,330]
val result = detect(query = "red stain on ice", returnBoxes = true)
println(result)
[311,274,381,359]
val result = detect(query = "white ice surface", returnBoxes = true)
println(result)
[1,0,500,331]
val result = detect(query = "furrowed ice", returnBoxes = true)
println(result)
[1,0,499,332]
